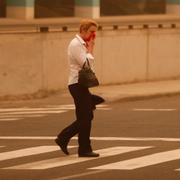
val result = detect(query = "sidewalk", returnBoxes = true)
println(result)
[1,79,180,108]
[91,79,180,102]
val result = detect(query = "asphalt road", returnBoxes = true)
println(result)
[0,95,180,180]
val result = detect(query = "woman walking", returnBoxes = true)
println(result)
[55,19,104,157]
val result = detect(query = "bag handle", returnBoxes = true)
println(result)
[82,58,90,68]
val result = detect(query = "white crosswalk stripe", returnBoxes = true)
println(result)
[1,136,180,142]
[90,149,180,170]
[0,106,69,121]
[0,114,45,121]
[0,146,74,162]
[0,110,67,115]
[3,146,152,170]
[0,104,110,121]
[0,114,45,118]
[0,118,23,121]
[133,108,177,112]
[0,107,70,112]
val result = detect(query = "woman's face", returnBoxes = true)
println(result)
[83,25,97,42]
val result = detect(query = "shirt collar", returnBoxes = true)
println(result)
[76,34,86,45]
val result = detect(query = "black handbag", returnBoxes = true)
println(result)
[78,59,99,88]
[91,94,105,110]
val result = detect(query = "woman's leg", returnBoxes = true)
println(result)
[57,120,79,140]
[69,84,94,154]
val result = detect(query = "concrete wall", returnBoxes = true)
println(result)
[0,27,180,97]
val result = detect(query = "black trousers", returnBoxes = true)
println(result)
[58,83,104,154]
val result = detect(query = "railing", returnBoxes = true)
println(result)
[0,15,180,33]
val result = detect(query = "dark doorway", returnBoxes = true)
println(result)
[0,0,6,17]
[100,0,166,16]
[35,0,74,18]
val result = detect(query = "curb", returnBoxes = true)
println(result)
[0,89,180,108]
[105,91,180,104]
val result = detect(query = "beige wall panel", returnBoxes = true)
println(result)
[148,29,180,80]
[0,33,43,96]
[99,30,147,84]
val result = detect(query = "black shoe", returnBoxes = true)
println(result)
[55,138,69,155]
[79,152,100,157]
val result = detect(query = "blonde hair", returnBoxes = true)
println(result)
[79,19,98,33]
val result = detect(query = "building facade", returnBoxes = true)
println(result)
[0,0,179,19]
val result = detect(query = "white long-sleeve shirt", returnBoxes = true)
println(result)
[68,34,95,85]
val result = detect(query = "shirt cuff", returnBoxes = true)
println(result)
[86,53,94,60]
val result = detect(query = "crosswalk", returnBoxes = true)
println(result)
[0,104,111,121]
[0,137,180,172]
[3,146,151,170]
[0,104,180,175]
